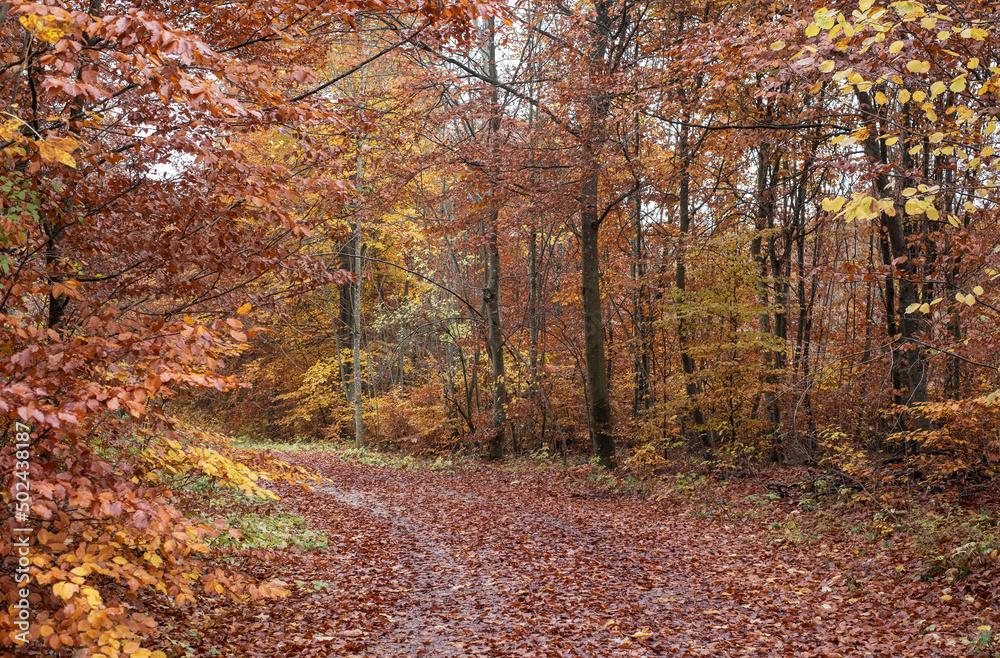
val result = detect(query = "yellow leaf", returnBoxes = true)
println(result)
[81,586,102,608]
[820,60,835,73]
[965,294,975,306]
[19,15,70,44]
[920,16,936,29]
[926,204,939,220]
[237,303,252,315]
[889,40,905,53]
[36,140,77,169]
[875,91,888,105]
[905,303,921,314]
[901,187,917,196]
[771,41,786,51]
[930,81,946,96]
[805,22,821,37]
[822,196,846,213]
[950,76,967,92]
[885,136,899,146]
[973,286,984,296]
[53,581,78,600]
[898,89,911,103]
[929,132,944,143]
[183,316,195,325]
[919,303,931,314]
[906,60,930,73]
[912,90,927,102]
[968,57,980,69]
[982,146,995,158]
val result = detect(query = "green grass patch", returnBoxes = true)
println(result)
[178,475,330,554]
[211,511,330,552]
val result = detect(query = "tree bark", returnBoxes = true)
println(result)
[352,223,364,448]
[581,150,615,468]
[675,120,710,455]
[485,17,507,459]
[578,0,616,469]
[856,89,929,429]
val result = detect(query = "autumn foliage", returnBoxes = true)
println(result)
[0,0,479,654]
[206,0,1000,481]
[4,0,1000,652]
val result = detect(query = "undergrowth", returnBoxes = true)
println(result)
[180,476,331,554]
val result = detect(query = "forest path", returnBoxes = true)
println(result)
[216,452,986,657]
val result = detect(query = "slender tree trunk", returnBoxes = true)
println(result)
[752,141,785,448]
[675,121,710,455]
[352,222,364,448]
[856,89,929,429]
[581,145,615,468]
[484,17,507,459]
[528,228,540,444]
[486,208,507,458]
[338,238,355,403]
[630,119,651,418]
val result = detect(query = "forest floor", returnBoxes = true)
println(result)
[158,450,1000,657]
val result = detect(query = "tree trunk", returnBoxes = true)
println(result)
[856,89,929,429]
[486,208,507,458]
[485,17,507,459]
[581,151,615,468]
[675,121,710,455]
[578,0,616,469]
[352,222,364,448]
[630,123,651,418]
[528,228,540,444]
[338,238,355,403]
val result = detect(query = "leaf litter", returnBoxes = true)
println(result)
[161,452,999,657]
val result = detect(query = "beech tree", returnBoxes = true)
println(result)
[0,0,480,652]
